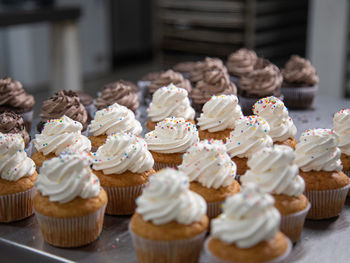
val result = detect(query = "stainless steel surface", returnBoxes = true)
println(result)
[1,95,350,262]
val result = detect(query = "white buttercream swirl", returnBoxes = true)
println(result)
[92,132,154,174]
[226,116,273,158]
[136,168,207,225]
[241,145,305,196]
[197,95,243,132]
[0,133,35,181]
[36,151,100,204]
[89,103,142,136]
[145,117,199,154]
[295,128,342,172]
[178,140,235,189]
[147,84,195,122]
[334,109,350,155]
[211,183,280,248]
[253,96,296,142]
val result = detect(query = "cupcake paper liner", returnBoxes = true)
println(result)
[305,184,350,220]
[153,162,178,171]
[103,184,145,215]
[204,236,292,263]
[343,170,350,196]
[35,204,106,247]
[280,203,311,243]
[0,187,36,223]
[238,95,284,115]
[129,224,206,263]
[20,110,34,132]
[207,201,222,219]
[281,85,318,109]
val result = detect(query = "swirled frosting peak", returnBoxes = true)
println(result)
[145,117,199,153]
[0,133,35,181]
[226,116,273,158]
[241,145,305,196]
[197,95,243,132]
[190,57,226,83]
[0,111,30,147]
[226,48,258,77]
[92,132,154,174]
[178,140,236,189]
[253,96,296,142]
[136,168,206,225]
[147,84,195,122]
[333,109,350,155]
[89,103,142,136]
[211,183,280,248]
[34,115,91,156]
[295,129,342,172]
[148,70,192,94]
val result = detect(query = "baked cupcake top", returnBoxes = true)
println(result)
[190,70,237,105]
[36,151,100,204]
[190,57,226,83]
[148,70,192,94]
[147,84,195,122]
[95,80,139,112]
[295,128,342,172]
[0,77,35,112]
[92,132,154,174]
[40,90,88,131]
[136,168,206,225]
[197,95,243,132]
[333,109,350,155]
[211,183,280,248]
[0,133,35,181]
[282,55,319,86]
[145,117,199,154]
[238,58,282,97]
[88,103,142,136]
[226,48,258,77]
[241,145,305,197]
[253,96,296,142]
[178,140,236,189]
[34,115,91,156]
[0,111,30,148]
[226,116,273,158]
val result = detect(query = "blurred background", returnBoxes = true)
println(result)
[0,0,348,114]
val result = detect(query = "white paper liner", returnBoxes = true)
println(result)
[34,204,106,247]
[129,224,206,263]
[280,203,311,243]
[0,187,35,223]
[305,184,350,219]
[153,162,179,171]
[207,201,222,219]
[103,184,144,215]
[20,110,34,131]
[204,236,292,263]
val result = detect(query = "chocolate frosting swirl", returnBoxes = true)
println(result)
[0,77,35,112]
[95,81,140,112]
[226,48,258,77]
[148,70,192,94]
[173,61,196,73]
[282,55,319,86]
[190,69,237,104]
[141,71,163,81]
[189,57,227,83]
[75,91,93,106]
[238,58,282,96]
[0,111,30,147]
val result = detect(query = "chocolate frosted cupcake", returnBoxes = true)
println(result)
[148,70,192,94]
[238,58,283,114]
[226,48,257,84]
[282,55,319,109]
[38,90,88,132]
[75,91,96,120]
[189,57,226,84]
[173,61,196,79]
[0,77,35,131]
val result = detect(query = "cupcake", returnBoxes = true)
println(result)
[238,58,283,114]
[144,117,199,170]
[34,151,107,247]
[172,61,196,79]
[189,57,226,84]
[130,168,208,263]
[281,55,319,109]
[253,96,297,149]
[178,140,240,218]
[226,48,257,84]
[197,95,242,142]
[146,84,195,131]
[32,115,91,168]
[75,91,96,120]
[205,184,291,263]
[0,133,37,222]
[241,145,309,242]
[225,116,273,176]
[0,77,35,131]
[88,103,142,151]
[38,90,88,132]
[92,132,155,215]
[295,129,350,219]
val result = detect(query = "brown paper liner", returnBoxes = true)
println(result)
[207,201,222,219]
[153,162,178,171]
